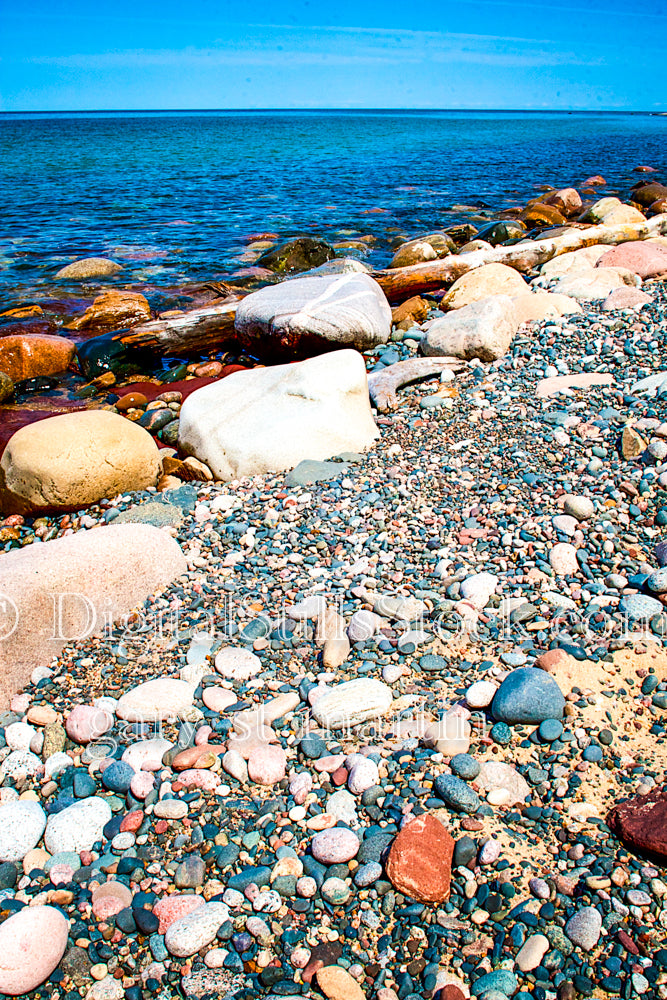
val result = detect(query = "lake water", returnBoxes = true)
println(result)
[0,110,665,293]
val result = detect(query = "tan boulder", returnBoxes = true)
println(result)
[0,335,75,381]
[55,257,122,280]
[549,267,640,302]
[521,203,566,227]
[316,966,366,1000]
[442,263,527,310]
[391,296,430,326]
[0,409,161,515]
[579,197,645,225]
[539,245,608,282]
[390,232,455,268]
[66,291,151,333]
[543,188,582,217]
[0,524,186,707]
[511,292,582,325]
[422,295,519,362]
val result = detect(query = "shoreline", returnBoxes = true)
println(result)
[1,176,667,999]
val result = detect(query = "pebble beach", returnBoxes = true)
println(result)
[1,153,667,1000]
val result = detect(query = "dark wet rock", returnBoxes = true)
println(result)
[255,237,335,274]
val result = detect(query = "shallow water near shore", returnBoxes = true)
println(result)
[1,110,666,294]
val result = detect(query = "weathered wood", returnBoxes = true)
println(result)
[117,299,239,354]
[368,357,464,412]
[372,215,667,302]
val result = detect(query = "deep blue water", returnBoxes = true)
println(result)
[1,111,665,292]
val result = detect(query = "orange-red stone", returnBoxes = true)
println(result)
[385,813,454,903]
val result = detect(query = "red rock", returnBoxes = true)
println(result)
[534,648,573,673]
[583,175,606,186]
[607,787,667,860]
[120,811,144,832]
[153,893,205,934]
[385,813,454,903]
[115,392,148,412]
[0,334,75,381]
[437,988,466,1000]
[597,242,667,279]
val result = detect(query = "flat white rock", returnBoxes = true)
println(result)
[311,678,393,729]
[116,678,195,723]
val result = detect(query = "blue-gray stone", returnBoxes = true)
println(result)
[646,568,667,594]
[538,719,563,742]
[620,594,664,619]
[433,774,480,813]
[450,754,481,781]
[471,970,518,996]
[491,667,565,725]
[354,862,383,887]
[101,761,134,793]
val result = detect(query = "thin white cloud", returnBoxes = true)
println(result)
[24,26,608,72]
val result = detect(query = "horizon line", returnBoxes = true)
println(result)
[1,107,665,116]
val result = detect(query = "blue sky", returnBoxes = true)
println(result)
[0,0,664,111]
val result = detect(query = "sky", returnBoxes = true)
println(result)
[0,0,664,112]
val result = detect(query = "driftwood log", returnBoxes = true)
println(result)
[368,357,465,412]
[116,299,239,354]
[372,215,667,302]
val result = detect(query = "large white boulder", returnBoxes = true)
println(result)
[0,524,186,707]
[179,350,378,481]
[421,295,519,362]
[234,272,391,356]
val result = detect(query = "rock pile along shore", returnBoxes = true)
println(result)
[1,175,667,1000]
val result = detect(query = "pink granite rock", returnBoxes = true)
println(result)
[247,744,287,785]
[602,286,653,311]
[535,372,614,398]
[176,769,221,790]
[311,827,360,864]
[0,905,69,994]
[597,241,667,279]
[153,894,205,935]
[91,881,134,919]
[130,771,155,799]
[65,704,114,744]
[202,686,237,713]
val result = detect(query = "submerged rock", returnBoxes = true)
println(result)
[55,257,122,280]
[65,290,151,333]
[255,237,334,274]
